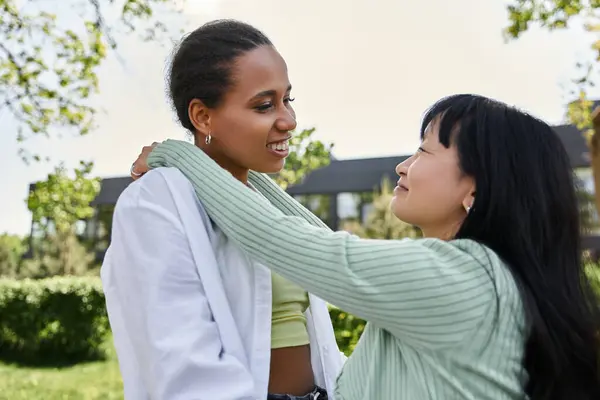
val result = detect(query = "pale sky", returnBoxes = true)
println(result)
[1,0,598,235]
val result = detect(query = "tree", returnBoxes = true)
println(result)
[275,127,333,189]
[2,1,334,178]
[0,233,26,277]
[504,0,600,214]
[346,178,422,240]
[1,0,180,162]
[26,161,101,276]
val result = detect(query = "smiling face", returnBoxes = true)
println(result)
[390,118,476,239]
[187,45,296,181]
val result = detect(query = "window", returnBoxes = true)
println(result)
[337,192,374,232]
[574,168,600,233]
[292,194,331,226]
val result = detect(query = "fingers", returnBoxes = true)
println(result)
[130,142,158,180]
[130,162,143,180]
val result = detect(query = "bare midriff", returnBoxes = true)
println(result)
[268,345,315,395]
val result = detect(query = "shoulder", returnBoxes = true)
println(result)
[114,167,210,229]
[412,237,508,288]
[420,238,521,298]
[408,237,498,265]
[116,167,199,210]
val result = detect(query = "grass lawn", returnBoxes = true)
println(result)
[0,338,124,400]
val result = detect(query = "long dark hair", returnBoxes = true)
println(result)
[421,94,600,399]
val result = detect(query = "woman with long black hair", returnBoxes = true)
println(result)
[134,94,600,399]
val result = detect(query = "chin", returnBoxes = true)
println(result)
[390,198,410,222]
[255,160,285,174]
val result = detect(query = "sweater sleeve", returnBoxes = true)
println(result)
[148,140,496,348]
[247,170,330,230]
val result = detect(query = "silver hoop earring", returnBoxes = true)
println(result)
[205,133,211,145]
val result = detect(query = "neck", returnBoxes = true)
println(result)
[421,216,465,241]
[195,140,249,184]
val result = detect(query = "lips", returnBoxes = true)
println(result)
[266,139,289,152]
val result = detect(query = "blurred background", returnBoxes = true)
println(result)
[1,0,600,398]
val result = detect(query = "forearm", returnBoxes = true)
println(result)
[248,171,331,230]
[148,140,495,347]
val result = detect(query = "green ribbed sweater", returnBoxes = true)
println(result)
[148,140,529,400]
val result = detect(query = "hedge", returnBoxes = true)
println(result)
[0,277,109,365]
[329,307,366,355]
[0,276,366,364]
[2,264,599,365]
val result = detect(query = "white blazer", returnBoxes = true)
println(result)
[101,167,345,400]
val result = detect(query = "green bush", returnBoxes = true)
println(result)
[0,277,109,365]
[0,234,26,278]
[20,233,96,279]
[585,261,600,300]
[329,306,366,355]
[0,275,364,365]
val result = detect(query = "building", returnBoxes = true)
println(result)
[27,121,600,260]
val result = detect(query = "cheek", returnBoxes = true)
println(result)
[216,111,271,150]
[391,162,458,221]
[214,111,285,171]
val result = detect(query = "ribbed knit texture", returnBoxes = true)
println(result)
[148,140,529,400]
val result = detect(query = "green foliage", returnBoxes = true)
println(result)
[504,0,600,136]
[0,276,110,365]
[0,234,26,278]
[0,274,361,368]
[26,162,100,276]
[0,0,180,162]
[576,176,599,233]
[329,306,365,356]
[20,234,95,278]
[28,161,100,236]
[275,128,333,189]
[585,261,600,300]
[349,178,422,240]
[504,0,596,39]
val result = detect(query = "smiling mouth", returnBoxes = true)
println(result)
[266,139,289,152]
[396,181,408,191]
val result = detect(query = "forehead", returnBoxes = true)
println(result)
[422,118,441,143]
[228,45,290,97]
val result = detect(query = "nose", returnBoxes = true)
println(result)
[395,155,413,177]
[275,107,297,132]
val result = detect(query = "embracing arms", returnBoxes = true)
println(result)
[147,140,496,349]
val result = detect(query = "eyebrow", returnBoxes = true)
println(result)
[250,84,292,100]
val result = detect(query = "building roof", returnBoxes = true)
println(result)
[286,155,407,195]
[91,176,133,206]
[287,123,591,194]
[553,124,590,168]
[29,122,593,204]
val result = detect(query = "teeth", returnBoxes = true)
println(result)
[268,141,289,151]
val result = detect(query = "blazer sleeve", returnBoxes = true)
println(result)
[101,170,256,399]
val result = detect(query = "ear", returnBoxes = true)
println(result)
[462,184,476,214]
[188,99,212,138]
